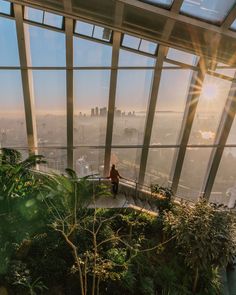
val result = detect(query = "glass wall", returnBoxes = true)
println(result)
[177,148,212,201]
[0,71,27,148]
[74,70,110,146]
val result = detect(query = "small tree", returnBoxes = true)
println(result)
[163,200,236,294]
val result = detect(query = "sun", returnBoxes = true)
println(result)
[201,82,219,101]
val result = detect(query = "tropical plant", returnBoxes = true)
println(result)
[163,200,236,294]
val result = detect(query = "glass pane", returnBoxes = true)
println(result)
[25,24,66,66]
[112,70,153,145]
[214,62,236,78]
[110,148,141,181]
[74,148,104,177]
[0,0,11,14]
[230,18,236,30]
[119,49,155,67]
[0,71,27,148]
[189,74,231,145]
[167,47,198,65]
[210,148,236,207]
[75,20,93,36]
[74,37,112,67]
[151,68,193,144]
[177,147,212,201]
[37,148,67,173]
[140,0,174,8]
[44,12,63,28]
[139,39,157,54]
[227,115,236,144]
[0,17,19,66]
[144,148,176,186]
[74,70,110,146]
[93,25,112,41]
[33,71,66,147]
[180,0,236,24]
[122,34,140,50]
[24,7,43,23]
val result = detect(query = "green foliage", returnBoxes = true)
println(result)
[151,184,173,212]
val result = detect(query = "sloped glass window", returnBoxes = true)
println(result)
[151,67,193,145]
[0,71,27,148]
[93,25,112,41]
[112,70,153,145]
[144,148,176,186]
[25,7,63,29]
[75,20,112,42]
[210,148,236,206]
[177,147,212,201]
[139,39,157,54]
[0,17,20,66]
[167,48,198,66]
[0,0,11,15]
[180,0,236,24]
[75,20,93,36]
[139,0,174,9]
[25,24,66,66]
[74,70,110,146]
[122,34,140,50]
[44,11,63,28]
[24,7,43,23]
[189,75,231,145]
[33,71,66,147]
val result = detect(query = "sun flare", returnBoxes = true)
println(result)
[201,82,219,101]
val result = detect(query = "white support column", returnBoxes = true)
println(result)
[14,3,38,155]
[170,58,208,194]
[202,76,236,199]
[138,45,167,186]
[104,31,121,176]
[65,17,74,169]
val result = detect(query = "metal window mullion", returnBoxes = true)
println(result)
[170,58,208,194]
[201,77,236,199]
[104,31,121,176]
[14,3,37,155]
[161,0,184,41]
[138,45,167,186]
[65,17,74,169]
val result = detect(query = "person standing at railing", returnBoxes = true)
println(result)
[107,164,123,195]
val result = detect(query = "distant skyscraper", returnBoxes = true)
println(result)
[100,107,107,116]
[91,108,95,117]
[95,107,99,116]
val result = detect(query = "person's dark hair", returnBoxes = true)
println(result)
[111,164,115,169]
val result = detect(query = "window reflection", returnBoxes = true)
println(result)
[180,0,236,24]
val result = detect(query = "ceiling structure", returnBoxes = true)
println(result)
[1,0,236,203]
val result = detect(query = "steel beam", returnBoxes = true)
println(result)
[14,3,38,155]
[170,58,208,194]
[221,5,236,29]
[202,75,236,199]
[103,32,121,176]
[65,17,74,169]
[138,45,167,185]
[104,2,124,176]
